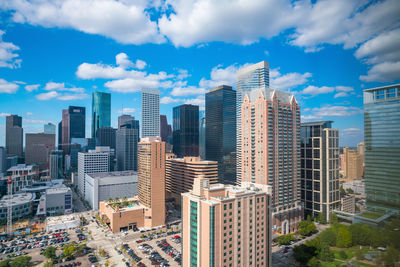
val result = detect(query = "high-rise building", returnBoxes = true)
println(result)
[141,89,160,138]
[301,121,340,221]
[57,121,62,149]
[165,155,218,206]
[92,92,111,138]
[62,106,86,154]
[0,147,6,176]
[241,88,301,234]
[160,115,172,143]
[181,177,272,267]
[236,61,269,184]
[118,115,134,129]
[173,104,199,158]
[5,115,23,159]
[116,125,139,171]
[44,123,56,134]
[25,133,56,170]
[49,150,64,179]
[96,127,116,150]
[138,137,165,227]
[342,147,363,181]
[199,110,206,159]
[363,84,400,214]
[206,85,236,184]
[77,147,111,197]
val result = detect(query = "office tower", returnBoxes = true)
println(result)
[0,147,5,176]
[61,106,86,154]
[141,88,160,138]
[182,177,272,267]
[44,123,56,134]
[198,110,206,159]
[25,133,56,170]
[160,115,172,143]
[173,104,199,158]
[58,121,62,149]
[77,147,111,197]
[301,121,340,221]
[206,85,236,184]
[96,127,116,149]
[357,142,365,158]
[5,115,23,158]
[165,156,218,206]
[116,125,139,171]
[364,84,400,214]
[342,147,363,181]
[241,88,301,234]
[92,91,111,138]
[236,61,269,184]
[49,150,64,179]
[118,115,140,140]
[138,137,165,227]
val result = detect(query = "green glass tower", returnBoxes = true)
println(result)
[92,92,111,138]
[364,84,400,214]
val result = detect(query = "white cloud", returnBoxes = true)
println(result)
[334,92,348,98]
[199,64,239,89]
[301,115,322,121]
[26,112,33,116]
[104,76,172,93]
[25,84,40,92]
[360,61,400,82]
[303,85,354,97]
[160,96,181,104]
[341,128,362,134]
[36,91,59,100]
[0,78,19,93]
[44,82,84,92]
[2,0,164,45]
[184,95,205,108]
[57,93,89,101]
[0,112,11,117]
[171,86,207,97]
[117,108,136,114]
[270,68,311,91]
[309,106,363,117]
[23,119,47,124]
[135,59,147,70]
[0,30,21,68]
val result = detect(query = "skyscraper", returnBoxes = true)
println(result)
[301,121,340,221]
[138,137,165,227]
[5,115,23,159]
[181,177,272,267]
[118,114,134,129]
[96,127,116,150]
[50,150,64,179]
[160,115,172,143]
[0,147,6,176]
[342,147,363,181]
[61,106,86,154]
[57,121,62,149]
[44,123,56,134]
[141,89,160,138]
[364,84,400,214]
[92,92,111,138]
[198,110,206,159]
[116,125,139,171]
[236,61,269,184]
[173,104,199,158]
[25,133,56,170]
[206,85,236,184]
[241,88,301,234]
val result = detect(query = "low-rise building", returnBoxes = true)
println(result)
[36,184,73,216]
[0,193,35,221]
[85,171,138,210]
[341,195,356,214]
[342,179,365,195]
[46,214,81,232]
[3,164,39,193]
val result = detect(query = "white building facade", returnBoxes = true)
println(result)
[141,88,160,138]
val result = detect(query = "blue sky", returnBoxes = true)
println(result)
[0,0,399,147]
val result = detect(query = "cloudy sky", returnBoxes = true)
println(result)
[0,0,399,147]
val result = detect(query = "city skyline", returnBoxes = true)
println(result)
[0,1,399,147]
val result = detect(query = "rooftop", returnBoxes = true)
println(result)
[7,164,36,172]
[86,170,137,179]
[0,193,35,207]
[46,184,71,195]
[363,83,400,92]
[301,121,334,126]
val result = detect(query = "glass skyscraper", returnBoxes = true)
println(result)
[173,104,199,158]
[92,92,111,138]
[236,61,269,184]
[205,85,236,184]
[198,111,205,159]
[141,88,160,138]
[364,84,400,214]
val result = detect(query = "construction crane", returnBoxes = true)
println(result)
[7,176,12,236]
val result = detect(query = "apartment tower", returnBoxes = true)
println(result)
[141,89,160,138]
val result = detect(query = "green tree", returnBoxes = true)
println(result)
[340,185,346,196]
[318,243,334,261]
[293,244,317,265]
[275,234,295,246]
[0,259,10,267]
[319,228,337,246]
[10,256,31,267]
[44,262,54,267]
[307,257,321,267]
[350,223,371,246]
[330,213,339,225]
[336,226,352,248]
[43,246,57,259]
[383,247,400,267]
[63,244,77,256]
[355,249,363,260]
[317,213,326,224]
[107,197,113,203]
[339,250,348,260]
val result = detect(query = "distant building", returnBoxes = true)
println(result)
[5,115,23,159]
[96,127,116,149]
[5,164,39,193]
[62,106,86,154]
[49,150,64,179]
[0,193,34,221]
[0,147,6,177]
[141,89,160,138]
[58,121,62,149]
[342,179,365,195]
[301,121,340,221]
[181,177,272,267]
[85,171,138,210]
[5,156,18,171]
[116,125,139,171]
[205,85,236,184]
[36,184,73,216]
[77,147,111,197]
[44,123,56,134]
[173,104,199,158]
[198,110,206,159]
[92,92,111,138]
[165,156,218,206]
[25,133,55,170]
[342,147,363,181]
[160,115,172,143]
[341,195,356,214]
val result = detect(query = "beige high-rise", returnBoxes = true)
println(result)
[165,155,218,206]
[138,137,165,227]
[182,177,272,267]
[342,147,363,181]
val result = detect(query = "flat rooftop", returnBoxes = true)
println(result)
[0,193,35,207]
[363,83,400,92]
[86,171,138,179]
[46,214,80,225]
[7,164,36,172]
[46,184,71,195]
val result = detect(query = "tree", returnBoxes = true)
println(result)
[307,257,321,267]
[383,247,400,267]
[63,244,77,256]
[339,250,348,260]
[330,213,338,225]
[336,227,352,248]
[319,228,337,246]
[275,234,295,246]
[298,221,317,237]
[0,259,10,267]
[293,244,317,265]
[10,256,31,267]
[43,246,57,259]
[44,262,54,267]
[317,213,326,224]
[340,185,346,196]
[318,243,334,262]
[107,197,113,203]
[355,249,363,260]
[350,223,371,246]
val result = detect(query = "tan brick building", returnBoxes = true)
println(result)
[342,147,363,181]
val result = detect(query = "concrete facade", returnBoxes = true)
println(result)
[25,133,56,170]
[342,147,363,181]
[141,89,160,138]
[341,195,356,214]
[0,193,34,221]
[4,164,39,193]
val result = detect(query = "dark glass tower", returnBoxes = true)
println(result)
[96,127,116,150]
[205,85,236,184]
[116,124,139,171]
[173,104,199,158]
[160,115,172,143]
[364,84,400,214]
[69,106,86,139]
[92,92,111,138]
[5,115,23,159]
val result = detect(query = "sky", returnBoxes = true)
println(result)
[0,0,399,147]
